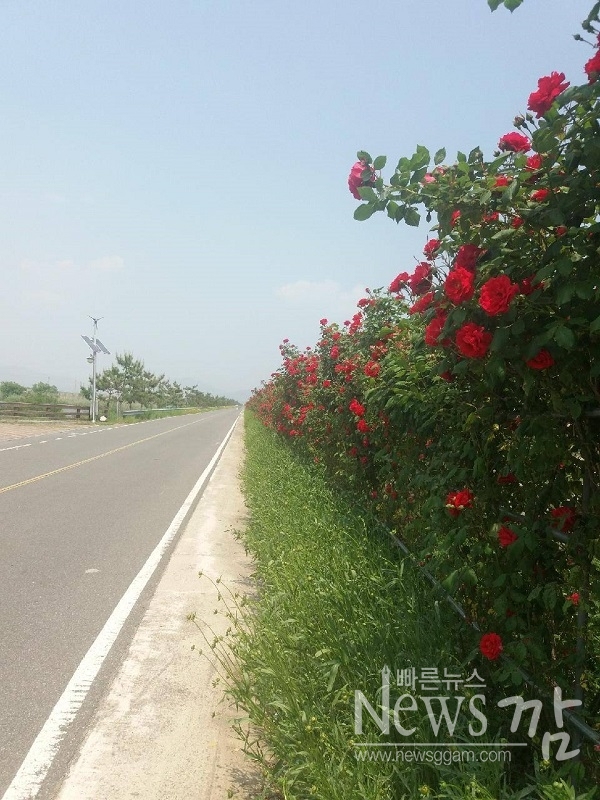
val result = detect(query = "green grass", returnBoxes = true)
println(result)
[199,414,597,800]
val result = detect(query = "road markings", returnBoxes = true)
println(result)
[0,444,32,453]
[84,568,100,574]
[1,414,240,800]
[0,418,210,495]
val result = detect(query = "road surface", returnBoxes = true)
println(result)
[0,408,239,798]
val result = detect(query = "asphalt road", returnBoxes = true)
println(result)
[0,408,240,798]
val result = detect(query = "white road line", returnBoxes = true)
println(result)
[55,438,62,441]
[0,444,32,453]
[1,414,240,800]
[39,441,48,445]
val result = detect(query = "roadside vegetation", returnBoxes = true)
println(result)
[207,415,596,800]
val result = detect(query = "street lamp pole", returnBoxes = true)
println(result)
[81,318,109,423]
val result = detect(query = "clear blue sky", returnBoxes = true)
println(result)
[0,0,593,400]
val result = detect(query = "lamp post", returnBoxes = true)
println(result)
[81,318,110,423]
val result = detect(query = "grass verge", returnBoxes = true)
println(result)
[208,414,597,800]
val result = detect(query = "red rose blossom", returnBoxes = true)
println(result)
[479,633,503,661]
[407,263,433,296]
[450,210,461,227]
[455,322,492,359]
[526,349,554,370]
[525,154,543,172]
[409,291,434,315]
[349,398,365,416]
[424,314,448,347]
[330,346,340,360]
[357,418,371,433]
[364,361,381,378]
[512,216,524,229]
[531,188,550,202]
[520,276,537,296]
[527,72,570,117]
[445,267,475,304]
[551,506,576,532]
[389,271,409,294]
[348,160,375,200]
[498,525,518,548]
[423,238,441,259]
[479,274,519,316]
[566,592,580,605]
[585,50,600,83]
[497,472,516,485]
[446,488,474,517]
[494,175,511,188]
[498,132,531,153]
[454,244,485,272]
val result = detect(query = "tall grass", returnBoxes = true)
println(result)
[198,414,596,800]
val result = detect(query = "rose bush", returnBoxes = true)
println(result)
[248,3,600,777]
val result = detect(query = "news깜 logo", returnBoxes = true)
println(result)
[353,666,582,762]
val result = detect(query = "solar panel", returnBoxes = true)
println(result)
[82,335,101,353]
[95,338,110,355]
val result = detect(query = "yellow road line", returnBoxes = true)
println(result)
[0,418,204,495]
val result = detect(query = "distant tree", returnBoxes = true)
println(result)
[0,381,28,400]
[27,382,59,403]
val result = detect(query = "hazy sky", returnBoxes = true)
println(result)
[0,0,593,400]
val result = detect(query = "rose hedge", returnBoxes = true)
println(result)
[248,6,600,765]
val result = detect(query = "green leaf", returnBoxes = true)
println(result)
[373,155,387,170]
[553,325,575,349]
[357,185,378,202]
[504,0,523,10]
[356,150,372,163]
[353,204,376,221]
[590,314,600,334]
[487,0,502,8]
[434,148,446,165]
[404,207,421,226]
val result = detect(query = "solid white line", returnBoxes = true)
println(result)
[0,444,32,452]
[1,413,240,800]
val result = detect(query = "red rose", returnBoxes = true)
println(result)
[322,379,332,388]
[494,175,511,188]
[364,361,381,378]
[409,291,434,315]
[520,276,538,296]
[424,314,448,347]
[423,238,441,259]
[407,263,433,296]
[551,506,576,532]
[479,274,519,316]
[446,488,474,517]
[450,210,461,227]
[555,226,568,237]
[498,525,518,547]
[445,267,475,304]
[585,50,600,83]
[455,322,492,359]
[527,72,570,117]
[483,212,500,224]
[525,154,543,172]
[479,633,503,661]
[454,244,485,272]
[330,346,340,360]
[439,370,454,382]
[348,160,375,200]
[357,418,371,433]
[389,271,409,293]
[531,188,550,202]
[498,132,531,153]
[566,592,580,605]
[526,349,554,370]
[512,216,524,229]
[349,398,366,417]
[497,472,516,485]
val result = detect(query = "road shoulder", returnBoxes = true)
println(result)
[55,415,259,800]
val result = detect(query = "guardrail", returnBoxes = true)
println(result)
[0,401,91,420]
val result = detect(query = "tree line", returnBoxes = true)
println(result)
[80,352,236,412]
